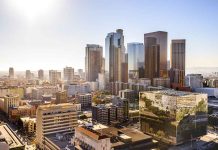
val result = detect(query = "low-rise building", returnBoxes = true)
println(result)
[119,89,136,103]
[92,98,129,125]
[65,83,91,97]
[73,125,157,150]
[0,123,24,150]
[76,93,92,110]
[3,94,19,115]
[20,117,36,134]
[9,104,36,121]
[153,77,170,88]
[56,90,68,104]
[185,74,203,89]
[32,86,58,100]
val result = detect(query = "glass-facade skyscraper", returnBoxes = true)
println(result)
[85,44,103,82]
[105,29,125,82]
[144,31,168,77]
[127,42,144,79]
[170,39,186,87]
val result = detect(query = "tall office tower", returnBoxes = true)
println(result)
[127,43,144,79]
[63,66,74,82]
[85,44,103,82]
[49,70,61,85]
[105,29,125,82]
[121,53,128,83]
[144,37,160,83]
[36,103,78,149]
[9,67,14,79]
[170,39,186,87]
[38,69,44,80]
[144,31,168,77]
[101,57,105,73]
[26,70,31,80]
[56,90,67,104]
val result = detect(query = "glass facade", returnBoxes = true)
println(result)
[127,43,144,79]
[105,29,125,82]
[139,90,208,145]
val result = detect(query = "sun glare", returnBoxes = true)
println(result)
[9,0,57,21]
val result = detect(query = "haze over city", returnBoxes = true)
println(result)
[0,0,217,70]
[1,0,218,150]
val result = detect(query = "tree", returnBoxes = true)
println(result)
[157,130,165,138]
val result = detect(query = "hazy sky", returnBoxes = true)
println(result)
[0,0,217,71]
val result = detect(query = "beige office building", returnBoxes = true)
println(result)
[55,90,67,104]
[36,103,78,149]
[63,67,74,83]
[49,70,61,85]
[3,94,19,115]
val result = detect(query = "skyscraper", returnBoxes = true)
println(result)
[63,66,74,83]
[49,70,61,85]
[9,67,14,79]
[127,43,144,79]
[105,29,125,82]
[38,69,44,80]
[144,37,160,83]
[85,44,103,82]
[26,70,31,80]
[170,39,186,87]
[121,53,128,83]
[144,31,167,77]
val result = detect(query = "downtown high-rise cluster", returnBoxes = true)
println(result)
[85,29,186,90]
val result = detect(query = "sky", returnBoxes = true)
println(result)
[0,0,217,71]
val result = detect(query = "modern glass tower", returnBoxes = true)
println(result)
[144,31,168,77]
[85,44,103,82]
[170,39,186,86]
[105,29,125,82]
[144,37,160,83]
[127,42,144,79]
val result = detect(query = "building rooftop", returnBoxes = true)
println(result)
[141,89,204,97]
[37,103,76,111]
[20,117,36,123]
[0,123,24,149]
[45,133,74,150]
[76,126,109,141]
[4,94,19,98]
[96,127,152,143]
[119,89,134,92]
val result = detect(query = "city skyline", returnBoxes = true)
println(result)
[0,0,217,71]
